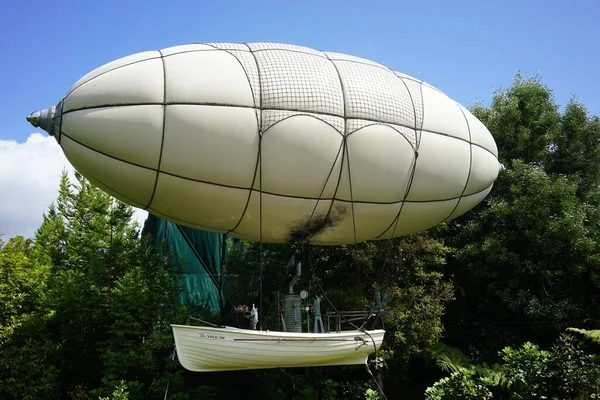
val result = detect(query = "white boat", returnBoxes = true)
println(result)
[171,324,385,372]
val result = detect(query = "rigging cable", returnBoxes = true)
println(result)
[258,134,264,331]
[163,348,177,400]
[306,144,419,400]
[308,251,387,399]
[365,364,388,400]
[174,224,221,291]
[307,250,359,329]
[363,329,388,400]
[313,147,419,330]
[378,148,419,285]
[361,145,420,400]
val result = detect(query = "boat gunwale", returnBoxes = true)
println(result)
[171,324,385,339]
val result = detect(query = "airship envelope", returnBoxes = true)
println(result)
[26,42,502,245]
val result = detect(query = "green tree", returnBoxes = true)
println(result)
[545,98,600,196]
[424,367,493,400]
[0,236,59,399]
[0,236,50,328]
[1,171,188,399]
[470,74,560,166]
[444,75,600,359]
[500,337,600,399]
[427,333,600,399]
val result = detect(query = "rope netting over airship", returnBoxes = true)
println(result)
[27,42,502,246]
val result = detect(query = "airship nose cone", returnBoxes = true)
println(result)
[26,105,60,136]
[26,110,41,127]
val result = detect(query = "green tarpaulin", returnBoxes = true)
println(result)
[142,214,230,315]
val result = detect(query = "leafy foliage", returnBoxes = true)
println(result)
[99,381,130,400]
[427,74,600,398]
[425,367,493,399]
[445,75,600,360]
[0,236,50,326]
[501,334,600,399]
[427,332,600,399]
[567,327,600,346]
[0,236,59,399]
[471,74,561,165]
[0,172,187,399]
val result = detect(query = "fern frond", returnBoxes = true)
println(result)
[566,327,600,345]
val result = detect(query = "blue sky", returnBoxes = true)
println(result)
[3,0,600,143]
[1,0,599,238]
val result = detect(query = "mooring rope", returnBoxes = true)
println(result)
[365,363,388,400]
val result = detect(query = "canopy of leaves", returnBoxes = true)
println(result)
[426,332,600,399]
[444,75,600,360]
[0,172,187,399]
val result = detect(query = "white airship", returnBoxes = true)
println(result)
[27,42,502,245]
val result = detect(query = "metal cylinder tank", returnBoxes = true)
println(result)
[282,294,302,333]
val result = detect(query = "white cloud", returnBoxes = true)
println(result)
[0,133,148,240]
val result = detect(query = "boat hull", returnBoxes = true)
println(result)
[171,324,385,372]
